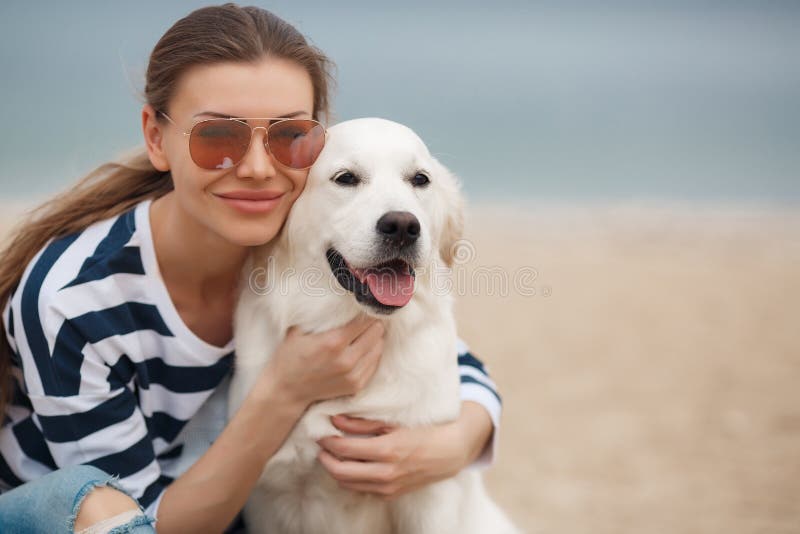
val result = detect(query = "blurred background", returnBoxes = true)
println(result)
[1,0,798,202]
[1,1,799,533]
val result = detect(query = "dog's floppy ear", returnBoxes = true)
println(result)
[436,162,465,267]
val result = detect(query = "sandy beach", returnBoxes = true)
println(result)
[458,202,800,533]
[2,200,799,533]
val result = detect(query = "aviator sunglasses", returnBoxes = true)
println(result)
[159,112,326,170]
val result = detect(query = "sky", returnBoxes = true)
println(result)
[1,1,798,203]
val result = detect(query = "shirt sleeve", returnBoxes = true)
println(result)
[14,300,167,518]
[456,338,502,468]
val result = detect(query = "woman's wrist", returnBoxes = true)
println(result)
[455,400,495,467]
[253,361,310,417]
[437,419,472,478]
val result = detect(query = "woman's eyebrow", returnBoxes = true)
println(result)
[192,110,310,119]
[276,111,310,119]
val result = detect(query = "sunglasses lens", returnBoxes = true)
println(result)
[189,120,251,170]
[268,120,326,169]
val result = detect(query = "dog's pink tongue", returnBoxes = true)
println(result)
[364,270,414,307]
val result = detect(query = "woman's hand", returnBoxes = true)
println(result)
[316,401,494,500]
[160,316,383,534]
[261,316,385,410]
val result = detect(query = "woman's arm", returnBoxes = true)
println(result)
[317,400,493,498]
[317,343,502,499]
[11,288,382,534]
[455,342,502,466]
[155,317,384,533]
[155,367,305,532]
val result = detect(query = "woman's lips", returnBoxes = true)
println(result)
[214,190,285,213]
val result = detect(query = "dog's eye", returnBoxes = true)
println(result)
[411,173,430,187]
[333,171,360,186]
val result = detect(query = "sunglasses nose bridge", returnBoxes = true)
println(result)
[237,125,278,176]
[250,125,272,154]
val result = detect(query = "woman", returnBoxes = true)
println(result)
[0,4,502,533]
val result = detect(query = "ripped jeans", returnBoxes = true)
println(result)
[0,464,155,534]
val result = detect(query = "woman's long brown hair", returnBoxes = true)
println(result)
[0,3,334,417]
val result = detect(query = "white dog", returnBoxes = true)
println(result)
[229,118,518,534]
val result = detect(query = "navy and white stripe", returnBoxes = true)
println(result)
[1,200,234,517]
[0,198,502,517]
[456,338,502,467]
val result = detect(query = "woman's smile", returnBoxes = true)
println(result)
[213,189,287,214]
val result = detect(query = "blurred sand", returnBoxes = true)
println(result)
[2,201,799,533]
[456,203,800,534]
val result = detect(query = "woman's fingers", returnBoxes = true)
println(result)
[347,320,385,353]
[318,449,422,500]
[338,315,379,345]
[317,449,398,483]
[330,415,394,436]
[318,433,391,462]
[266,317,385,405]
[335,481,421,500]
[347,339,383,388]
[335,319,384,392]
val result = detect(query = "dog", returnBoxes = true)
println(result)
[229,118,519,533]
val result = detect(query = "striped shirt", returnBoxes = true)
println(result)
[0,198,502,518]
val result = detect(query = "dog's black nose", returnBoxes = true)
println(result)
[376,211,420,247]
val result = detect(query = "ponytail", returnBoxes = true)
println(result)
[0,148,172,415]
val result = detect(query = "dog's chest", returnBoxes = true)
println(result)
[288,321,460,443]
[234,252,461,472]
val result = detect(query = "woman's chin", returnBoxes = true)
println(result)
[209,194,294,248]
[222,223,283,248]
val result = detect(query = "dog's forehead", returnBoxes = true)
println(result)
[325,118,430,161]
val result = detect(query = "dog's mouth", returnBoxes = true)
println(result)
[326,248,416,312]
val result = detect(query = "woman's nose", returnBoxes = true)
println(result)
[236,127,278,180]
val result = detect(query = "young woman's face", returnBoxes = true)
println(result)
[151,57,316,247]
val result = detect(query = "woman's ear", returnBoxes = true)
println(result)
[437,163,465,267]
[142,104,170,172]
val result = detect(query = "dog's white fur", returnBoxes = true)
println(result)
[229,118,518,534]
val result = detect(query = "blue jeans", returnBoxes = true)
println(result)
[0,465,155,533]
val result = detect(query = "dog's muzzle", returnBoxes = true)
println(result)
[325,211,422,313]
[326,248,417,314]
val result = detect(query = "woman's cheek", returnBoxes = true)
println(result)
[286,170,310,207]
